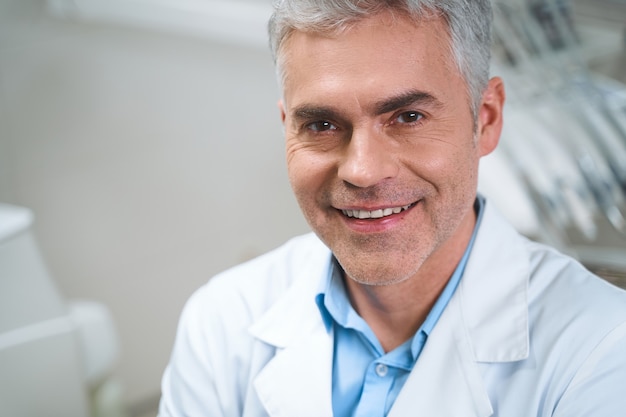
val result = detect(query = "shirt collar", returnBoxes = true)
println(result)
[315,257,348,333]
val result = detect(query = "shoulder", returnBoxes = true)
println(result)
[182,232,330,330]
[524,239,626,327]
[160,236,329,416]
[471,199,626,368]
[471,202,626,413]
[162,233,331,408]
[522,239,626,385]
[478,199,626,329]
[522,241,626,415]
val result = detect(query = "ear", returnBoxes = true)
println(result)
[476,77,505,157]
[278,99,287,124]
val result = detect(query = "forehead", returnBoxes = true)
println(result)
[279,12,462,108]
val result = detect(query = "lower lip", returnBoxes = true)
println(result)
[339,203,417,234]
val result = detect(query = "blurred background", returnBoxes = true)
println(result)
[0,0,624,416]
[0,0,309,416]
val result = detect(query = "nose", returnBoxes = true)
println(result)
[337,127,399,188]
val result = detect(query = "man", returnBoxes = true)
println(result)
[159,1,626,416]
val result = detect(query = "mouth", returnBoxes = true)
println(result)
[341,202,416,219]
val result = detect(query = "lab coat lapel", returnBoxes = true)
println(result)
[249,241,334,417]
[460,201,530,363]
[390,201,530,417]
[388,294,494,417]
[253,323,333,417]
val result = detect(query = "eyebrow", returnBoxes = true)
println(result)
[292,106,339,122]
[373,90,443,115]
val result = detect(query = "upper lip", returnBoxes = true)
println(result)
[339,203,416,219]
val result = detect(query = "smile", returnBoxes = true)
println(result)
[341,204,414,219]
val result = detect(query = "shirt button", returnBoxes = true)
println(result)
[375,363,388,377]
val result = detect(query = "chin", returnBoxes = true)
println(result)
[337,255,424,287]
[347,274,413,287]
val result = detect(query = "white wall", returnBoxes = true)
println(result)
[0,0,309,409]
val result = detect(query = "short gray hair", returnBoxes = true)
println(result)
[268,0,493,119]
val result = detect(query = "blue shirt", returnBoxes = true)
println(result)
[315,197,485,417]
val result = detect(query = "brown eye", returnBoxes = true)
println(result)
[395,111,423,124]
[307,121,337,132]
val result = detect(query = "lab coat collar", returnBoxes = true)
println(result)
[249,200,530,417]
[459,198,530,363]
[249,236,335,417]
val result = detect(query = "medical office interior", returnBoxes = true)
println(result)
[0,0,625,416]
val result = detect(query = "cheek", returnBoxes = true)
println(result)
[443,149,481,197]
[286,138,312,184]
[400,141,466,180]
[286,146,328,204]
[285,135,303,167]
[287,152,316,186]
[287,136,338,181]
[404,141,480,194]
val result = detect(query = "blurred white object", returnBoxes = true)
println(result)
[0,203,124,417]
[478,146,541,237]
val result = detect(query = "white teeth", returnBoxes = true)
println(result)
[371,209,383,219]
[342,204,413,219]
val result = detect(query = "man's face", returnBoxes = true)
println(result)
[280,13,502,286]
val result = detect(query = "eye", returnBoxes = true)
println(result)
[306,120,337,132]
[394,111,424,124]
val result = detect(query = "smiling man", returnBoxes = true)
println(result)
[159,1,626,416]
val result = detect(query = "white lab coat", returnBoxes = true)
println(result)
[159,200,626,417]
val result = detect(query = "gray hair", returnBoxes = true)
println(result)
[268,0,493,119]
